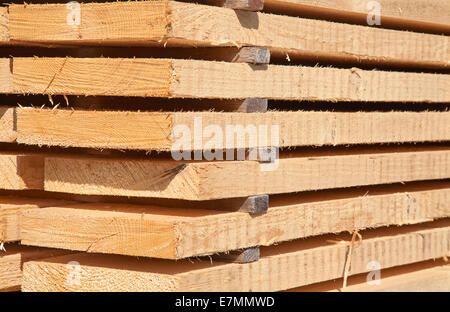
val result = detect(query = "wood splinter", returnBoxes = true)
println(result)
[215,247,260,263]
[223,0,264,11]
[232,47,270,64]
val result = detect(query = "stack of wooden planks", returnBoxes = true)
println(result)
[0,0,449,292]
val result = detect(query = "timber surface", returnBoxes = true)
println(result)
[15,109,450,150]
[263,0,450,34]
[10,58,450,102]
[0,244,69,291]
[0,107,16,143]
[0,58,12,93]
[21,220,450,291]
[0,153,44,191]
[288,259,450,292]
[5,1,450,68]
[42,148,450,200]
[19,184,450,259]
[0,196,69,242]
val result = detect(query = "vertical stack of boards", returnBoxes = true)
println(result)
[0,0,449,292]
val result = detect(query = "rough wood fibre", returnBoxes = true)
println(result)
[19,185,450,258]
[16,109,450,150]
[43,148,450,200]
[21,221,450,291]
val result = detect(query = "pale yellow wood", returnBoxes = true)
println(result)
[0,244,69,291]
[44,148,450,200]
[0,196,68,242]
[8,1,169,43]
[0,58,12,93]
[337,265,450,292]
[12,58,450,102]
[12,57,171,97]
[286,259,449,291]
[0,154,44,191]
[264,0,450,33]
[16,109,450,150]
[170,59,449,101]
[0,7,8,42]
[0,107,16,143]
[7,2,449,68]
[20,184,450,259]
[21,221,450,291]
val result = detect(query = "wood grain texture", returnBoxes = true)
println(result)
[12,58,450,101]
[16,109,450,150]
[287,259,449,291]
[21,221,450,292]
[263,0,450,34]
[0,7,8,42]
[0,154,44,191]
[0,58,12,93]
[169,1,449,67]
[43,148,450,200]
[0,196,68,242]
[0,244,69,291]
[337,265,450,292]
[0,107,16,143]
[170,59,449,101]
[8,1,169,44]
[7,1,449,68]
[18,184,450,259]
[12,58,172,97]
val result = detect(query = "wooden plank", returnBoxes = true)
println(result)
[19,184,450,258]
[7,2,449,69]
[0,154,44,191]
[169,60,449,101]
[43,148,450,200]
[0,58,12,93]
[0,196,69,243]
[21,221,450,291]
[263,0,450,34]
[0,107,15,142]
[16,109,450,150]
[338,264,450,292]
[12,58,172,97]
[0,244,69,291]
[287,259,450,291]
[0,7,8,43]
[10,55,450,99]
